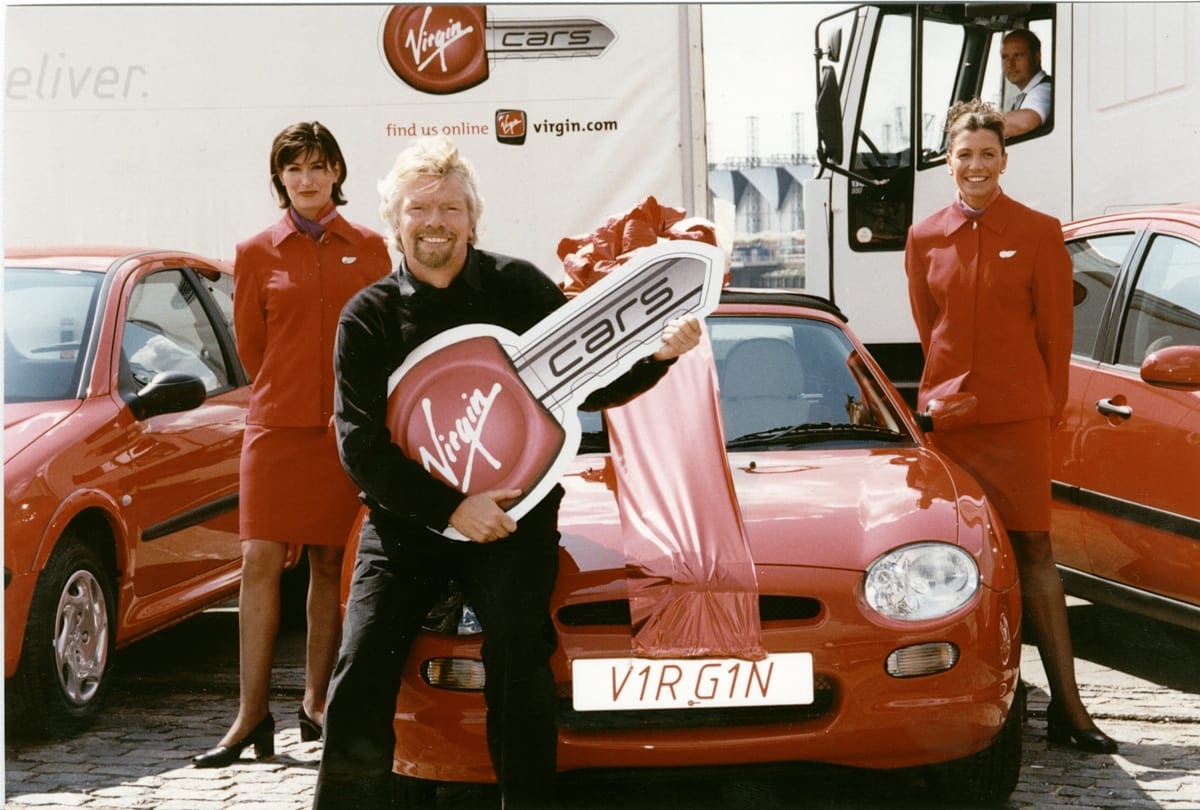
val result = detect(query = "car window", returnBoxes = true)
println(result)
[199,270,235,330]
[577,314,907,450]
[1067,232,1135,358]
[712,316,905,439]
[121,269,230,394]
[1117,233,1200,366]
[3,268,103,402]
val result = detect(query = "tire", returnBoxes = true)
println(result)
[929,681,1025,804]
[7,536,116,739]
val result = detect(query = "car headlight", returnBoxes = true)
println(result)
[863,542,979,621]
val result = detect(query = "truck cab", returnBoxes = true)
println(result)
[803,2,1198,398]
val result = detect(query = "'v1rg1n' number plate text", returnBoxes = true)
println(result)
[571,652,814,711]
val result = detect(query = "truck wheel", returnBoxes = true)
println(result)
[7,536,115,739]
[929,681,1025,803]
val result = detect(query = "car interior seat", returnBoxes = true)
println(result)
[718,337,809,440]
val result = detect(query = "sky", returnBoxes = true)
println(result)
[702,3,848,164]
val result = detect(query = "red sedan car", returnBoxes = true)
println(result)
[342,288,1026,804]
[4,247,283,737]
[1054,205,1200,630]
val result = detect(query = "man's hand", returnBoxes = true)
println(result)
[652,315,703,361]
[448,489,521,543]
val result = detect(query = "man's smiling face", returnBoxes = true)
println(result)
[398,173,475,287]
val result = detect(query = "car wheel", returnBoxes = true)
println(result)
[392,774,438,808]
[928,681,1025,803]
[7,535,116,739]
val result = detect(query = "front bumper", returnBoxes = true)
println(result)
[386,569,1022,782]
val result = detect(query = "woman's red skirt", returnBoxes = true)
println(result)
[239,423,362,546]
[929,418,1052,533]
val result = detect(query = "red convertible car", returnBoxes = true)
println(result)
[342,288,1026,804]
[3,247,288,737]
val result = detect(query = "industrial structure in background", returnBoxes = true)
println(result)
[708,112,816,289]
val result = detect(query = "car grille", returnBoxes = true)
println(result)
[556,673,836,731]
[557,595,823,627]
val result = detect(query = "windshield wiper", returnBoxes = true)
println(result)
[725,422,908,448]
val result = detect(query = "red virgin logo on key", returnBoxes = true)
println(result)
[386,241,725,539]
[389,336,564,499]
[382,5,489,95]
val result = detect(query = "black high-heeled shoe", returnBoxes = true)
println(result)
[1046,701,1118,754]
[298,705,323,742]
[193,714,276,768]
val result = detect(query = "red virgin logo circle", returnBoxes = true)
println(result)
[382,5,490,95]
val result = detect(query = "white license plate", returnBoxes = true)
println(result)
[571,652,813,711]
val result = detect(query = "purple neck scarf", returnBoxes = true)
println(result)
[290,203,338,241]
[955,187,1001,220]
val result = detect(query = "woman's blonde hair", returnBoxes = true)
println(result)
[378,136,484,253]
[945,99,1006,151]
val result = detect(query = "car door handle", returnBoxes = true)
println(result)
[1096,398,1133,419]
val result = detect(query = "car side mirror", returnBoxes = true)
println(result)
[129,370,207,420]
[1073,279,1088,306]
[915,391,978,432]
[1140,344,1200,389]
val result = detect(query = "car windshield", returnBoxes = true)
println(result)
[579,314,912,451]
[4,267,104,403]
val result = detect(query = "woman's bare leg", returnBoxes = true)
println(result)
[1008,530,1096,729]
[219,539,287,745]
[302,545,346,725]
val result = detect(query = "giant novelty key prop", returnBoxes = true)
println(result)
[386,240,725,539]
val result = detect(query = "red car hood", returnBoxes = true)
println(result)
[558,446,969,575]
[4,401,80,464]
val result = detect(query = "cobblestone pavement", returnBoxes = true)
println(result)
[5,601,1198,809]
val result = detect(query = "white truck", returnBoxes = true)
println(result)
[801,2,1200,397]
[4,3,707,278]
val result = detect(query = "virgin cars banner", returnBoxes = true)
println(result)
[4,4,704,279]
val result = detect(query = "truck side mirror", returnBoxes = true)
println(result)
[816,66,844,165]
[824,28,842,62]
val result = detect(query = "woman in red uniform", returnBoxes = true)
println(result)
[194,122,391,767]
[905,99,1116,754]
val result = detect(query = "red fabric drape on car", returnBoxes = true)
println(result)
[604,336,765,659]
[558,196,764,659]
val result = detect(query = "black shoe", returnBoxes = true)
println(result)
[193,714,276,767]
[298,705,323,742]
[1046,701,1118,754]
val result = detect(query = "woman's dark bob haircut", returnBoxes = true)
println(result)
[269,121,348,209]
